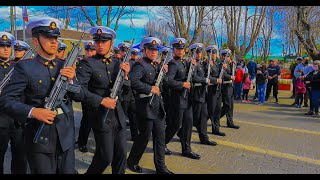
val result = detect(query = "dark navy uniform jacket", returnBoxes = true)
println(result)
[0,55,84,153]
[76,53,129,130]
[166,57,192,109]
[0,61,15,128]
[192,59,208,103]
[130,57,165,120]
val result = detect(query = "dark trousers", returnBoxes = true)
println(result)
[307,87,313,112]
[27,144,75,174]
[77,104,91,147]
[266,79,278,100]
[207,90,222,133]
[0,118,27,174]
[86,118,127,174]
[127,117,167,172]
[297,93,304,106]
[242,89,249,100]
[122,100,139,141]
[220,85,235,127]
[312,89,320,113]
[192,102,209,142]
[292,78,296,97]
[165,107,193,153]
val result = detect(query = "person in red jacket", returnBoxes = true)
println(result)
[234,63,244,100]
[295,69,307,108]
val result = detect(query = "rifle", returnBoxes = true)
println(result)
[102,39,135,124]
[216,50,231,92]
[206,47,213,93]
[33,31,85,144]
[0,47,37,95]
[148,52,171,105]
[183,46,198,99]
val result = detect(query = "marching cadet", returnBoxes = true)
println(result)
[205,45,224,136]
[219,49,240,136]
[113,47,121,59]
[118,42,130,60]
[76,26,130,174]
[56,40,67,60]
[0,17,84,174]
[12,40,30,62]
[121,47,140,141]
[164,38,201,159]
[189,43,217,146]
[127,37,173,174]
[0,32,27,174]
[76,40,96,153]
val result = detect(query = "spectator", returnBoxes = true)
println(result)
[305,60,320,117]
[242,73,251,103]
[290,57,302,100]
[294,56,313,108]
[234,63,244,100]
[247,57,257,99]
[266,59,281,103]
[295,69,306,108]
[256,64,268,105]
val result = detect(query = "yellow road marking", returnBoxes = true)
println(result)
[211,138,320,166]
[234,120,320,136]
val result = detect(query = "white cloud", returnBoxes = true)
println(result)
[118,13,150,28]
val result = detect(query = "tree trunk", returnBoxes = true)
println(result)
[96,6,102,26]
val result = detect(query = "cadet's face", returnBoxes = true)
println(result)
[120,50,126,58]
[56,50,65,59]
[85,49,96,58]
[14,50,26,59]
[34,35,58,55]
[174,48,184,58]
[145,48,158,61]
[0,45,12,59]
[196,52,202,60]
[212,53,217,60]
[94,40,113,56]
[131,54,138,60]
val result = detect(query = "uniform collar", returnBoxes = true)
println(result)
[95,54,112,64]
[35,54,57,67]
[143,57,156,67]
[0,58,11,68]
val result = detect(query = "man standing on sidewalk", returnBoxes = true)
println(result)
[265,59,281,103]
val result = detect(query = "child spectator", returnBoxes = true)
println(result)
[295,69,306,108]
[242,73,251,102]
[256,64,268,105]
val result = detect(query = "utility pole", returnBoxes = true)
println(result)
[14,6,17,38]
[10,6,14,34]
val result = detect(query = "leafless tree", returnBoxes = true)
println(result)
[79,6,136,31]
[143,20,171,45]
[158,6,217,46]
[294,6,320,60]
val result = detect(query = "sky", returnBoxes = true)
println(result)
[0,6,284,56]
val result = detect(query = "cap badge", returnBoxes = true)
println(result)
[178,40,182,45]
[97,28,102,35]
[50,22,57,30]
[2,35,8,41]
[152,40,156,45]
[16,43,20,47]
[88,42,92,46]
